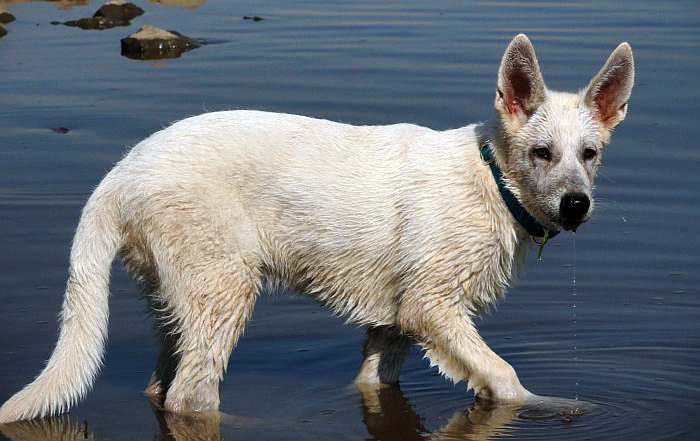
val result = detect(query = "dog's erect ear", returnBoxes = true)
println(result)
[495,34,547,128]
[584,42,635,134]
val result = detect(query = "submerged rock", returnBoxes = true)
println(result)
[94,0,144,21]
[121,25,200,60]
[64,16,129,29]
[242,15,264,21]
[0,11,16,24]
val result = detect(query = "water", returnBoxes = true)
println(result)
[572,233,578,401]
[1,0,699,440]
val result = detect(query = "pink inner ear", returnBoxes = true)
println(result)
[506,97,522,115]
[506,71,531,115]
[594,73,623,125]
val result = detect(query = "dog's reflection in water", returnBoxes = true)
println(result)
[0,417,95,441]
[152,407,223,441]
[358,383,521,441]
[0,386,587,441]
[0,399,226,441]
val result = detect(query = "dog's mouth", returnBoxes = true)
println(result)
[556,217,587,232]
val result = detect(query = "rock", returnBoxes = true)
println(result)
[44,0,90,9]
[120,25,200,60]
[242,15,264,21]
[149,0,206,9]
[0,24,5,38]
[52,127,70,134]
[63,16,129,29]
[60,1,143,30]
[94,0,144,21]
[0,11,16,24]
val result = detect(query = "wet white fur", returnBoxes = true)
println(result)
[0,34,634,423]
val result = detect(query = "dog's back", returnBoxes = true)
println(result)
[112,110,500,324]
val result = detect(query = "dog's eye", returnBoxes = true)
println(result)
[532,147,552,161]
[583,148,598,161]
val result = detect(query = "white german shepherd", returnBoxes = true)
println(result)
[0,34,634,422]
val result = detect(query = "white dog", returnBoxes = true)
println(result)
[0,34,634,423]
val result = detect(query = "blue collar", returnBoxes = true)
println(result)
[480,143,559,239]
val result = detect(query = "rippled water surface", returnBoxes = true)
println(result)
[1,1,698,440]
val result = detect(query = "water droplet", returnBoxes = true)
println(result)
[572,234,579,401]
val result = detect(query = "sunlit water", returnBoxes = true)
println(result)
[0,1,698,440]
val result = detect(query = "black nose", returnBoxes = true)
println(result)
[560,192,590,222]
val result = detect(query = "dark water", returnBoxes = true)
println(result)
[1,0,699,440]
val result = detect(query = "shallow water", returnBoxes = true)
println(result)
[1,0,699,440]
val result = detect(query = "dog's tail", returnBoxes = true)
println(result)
[0,184,123,423]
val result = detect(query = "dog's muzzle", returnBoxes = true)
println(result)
[558,192,590,231]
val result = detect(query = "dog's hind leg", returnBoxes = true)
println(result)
[120,241,178,401]
[143,315,179,401]
[159,255,262,414]
[354,326,412,385]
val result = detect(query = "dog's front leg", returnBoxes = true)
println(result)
[399,293,532,403]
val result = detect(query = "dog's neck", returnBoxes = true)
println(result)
[477,118,513,173]
[475,119,558,240]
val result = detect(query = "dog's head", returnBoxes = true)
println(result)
[492,34,634,232]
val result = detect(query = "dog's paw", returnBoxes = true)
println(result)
[470,364,534,404]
